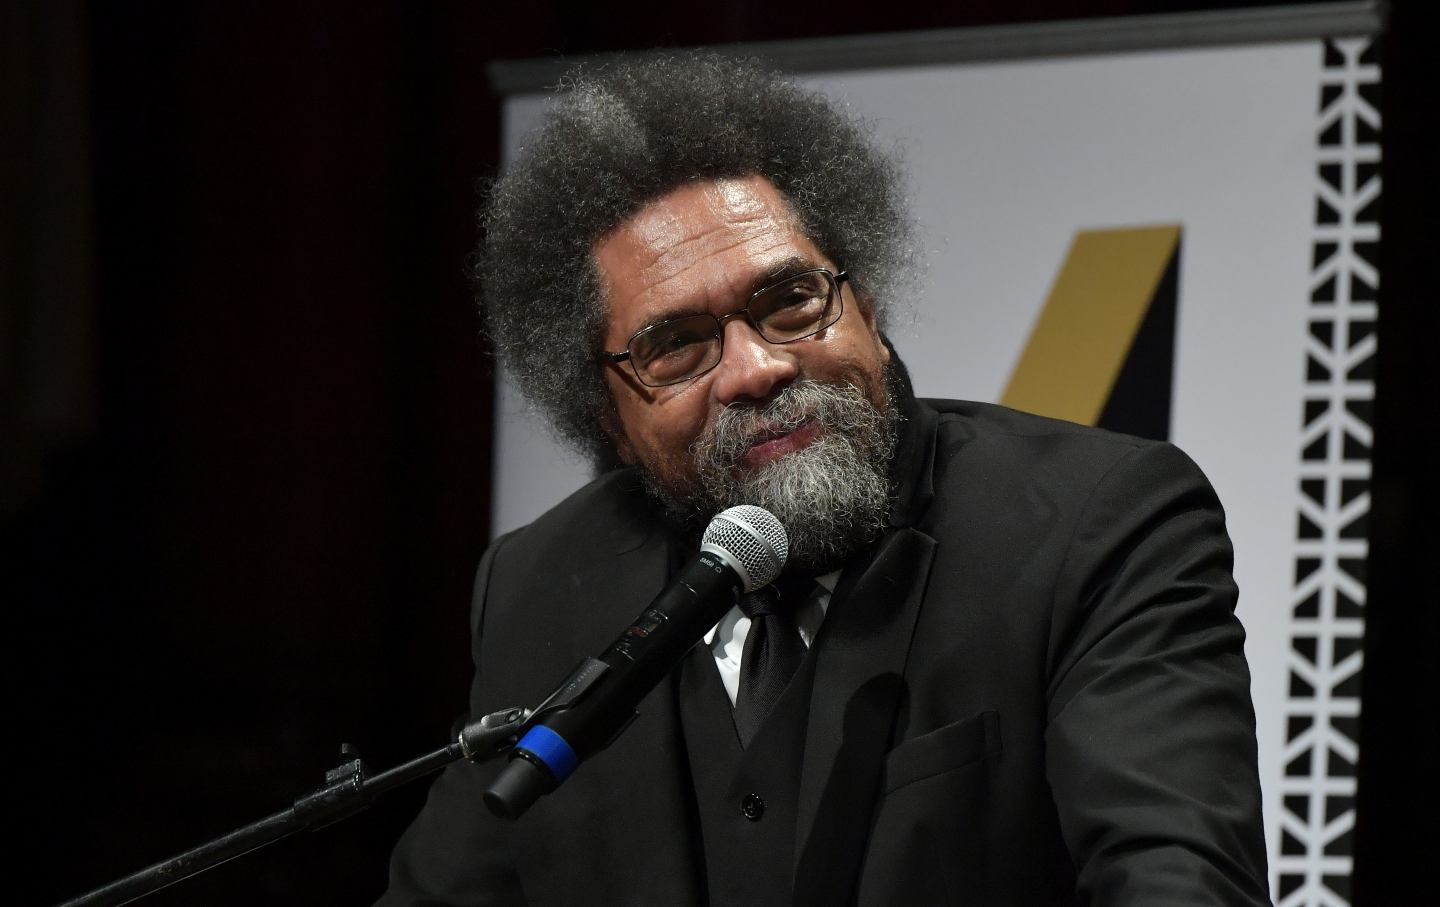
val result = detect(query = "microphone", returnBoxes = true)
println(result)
[484,505,788,820]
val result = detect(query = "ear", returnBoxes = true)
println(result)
[599,401,638,465]
[850,283,890,365]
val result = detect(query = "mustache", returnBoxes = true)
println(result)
[694,379,875,467]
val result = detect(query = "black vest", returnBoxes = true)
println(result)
[678,640,819,906]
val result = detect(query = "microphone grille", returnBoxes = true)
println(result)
[701,505,788,592]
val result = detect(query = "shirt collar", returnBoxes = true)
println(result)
[703,569,838,645]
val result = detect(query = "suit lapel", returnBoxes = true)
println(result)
[792,524,936,907]
[566,517,712,905]
[579,486,675,638]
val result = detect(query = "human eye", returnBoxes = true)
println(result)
[633,317,716,383]
[756,273,832,332]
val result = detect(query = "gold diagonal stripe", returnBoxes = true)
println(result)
[1001,225,1180,426]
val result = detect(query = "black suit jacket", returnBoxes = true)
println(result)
[379,397,1269,906]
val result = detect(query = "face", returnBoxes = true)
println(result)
[595,175,892,505]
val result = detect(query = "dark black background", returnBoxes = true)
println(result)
[3,1,1432,904]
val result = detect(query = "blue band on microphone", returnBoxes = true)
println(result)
[516,725,579,782]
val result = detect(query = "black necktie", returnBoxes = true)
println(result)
[733,575,813,747]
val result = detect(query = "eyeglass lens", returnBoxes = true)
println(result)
[629,270,841,386]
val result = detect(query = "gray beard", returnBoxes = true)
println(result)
[644,377,900,573]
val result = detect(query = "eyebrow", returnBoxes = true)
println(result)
[632,255,827,335]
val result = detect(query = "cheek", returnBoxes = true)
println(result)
[614,384,713,464]
[652,392,712,451]
[802,332,888,384]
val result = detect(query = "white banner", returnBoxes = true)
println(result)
[494,32,1379,905]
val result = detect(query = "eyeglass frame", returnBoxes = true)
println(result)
[597,267,851,388]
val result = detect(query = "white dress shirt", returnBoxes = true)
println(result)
[704,571,839,706]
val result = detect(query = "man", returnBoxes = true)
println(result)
[380,55,1268,905]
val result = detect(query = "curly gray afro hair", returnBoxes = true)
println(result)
[479,53,913,464]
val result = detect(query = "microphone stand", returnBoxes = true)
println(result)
[56,706,531,907]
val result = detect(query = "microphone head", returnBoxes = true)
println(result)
[701,505,788,592]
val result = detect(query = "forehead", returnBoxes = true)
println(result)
[593,176,827,337]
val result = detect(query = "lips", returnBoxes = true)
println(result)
[739,419,822,469]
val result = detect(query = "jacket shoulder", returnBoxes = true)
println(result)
[499,467,662,563]
[914,398,1217,520]
[921,398,1190,467]
[922,398,1150,445]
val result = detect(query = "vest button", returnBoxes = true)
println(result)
[741,793,765,821]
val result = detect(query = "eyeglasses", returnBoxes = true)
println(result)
[598,268,849,387]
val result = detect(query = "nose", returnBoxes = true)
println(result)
[709,318,799,406]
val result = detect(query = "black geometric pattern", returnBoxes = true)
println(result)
[1275,36,1379,907]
